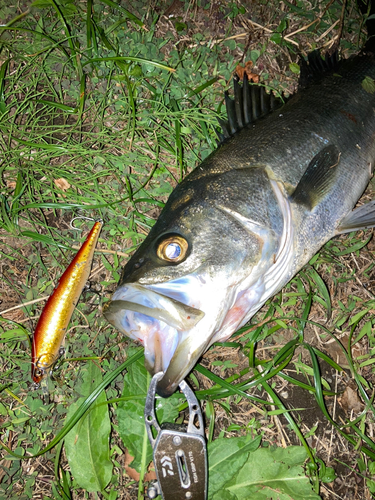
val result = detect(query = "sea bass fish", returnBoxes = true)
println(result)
[104,10,375,397]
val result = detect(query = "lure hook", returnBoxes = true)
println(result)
[70,216,102,231]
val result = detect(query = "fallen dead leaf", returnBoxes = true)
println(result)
[124,449,157,482]
[338,381,364,415]
[236,61,260,83]
[324,334,366,368]
[54,178,71,191]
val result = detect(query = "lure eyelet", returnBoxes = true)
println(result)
[156,235,189,263]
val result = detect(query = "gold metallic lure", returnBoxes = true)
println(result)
[31,220,102,385]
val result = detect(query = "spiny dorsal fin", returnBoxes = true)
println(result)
[299,50,339,88]
[290,144,341,210]
[217,73,283,143]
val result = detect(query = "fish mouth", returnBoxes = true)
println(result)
[104,274,261,396]
[103,283,206,396]
[154,335,208,397]
[103,265,276,396]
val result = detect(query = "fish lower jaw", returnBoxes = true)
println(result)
[142,323,180,375]
[154,342,208,397]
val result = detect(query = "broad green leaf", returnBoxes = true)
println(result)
[362,76,375,94]
[208,434,262,499]
[276,18,288,32]
[225,446,321,500]
[320,466,336,483]
[64,362,112,492]
[270,33,283,45]
[367,479,375,494]
[117,357,180,471]
[250,49,260,64]
[289,62,300,74]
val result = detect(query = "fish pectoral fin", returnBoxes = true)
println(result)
[290,144,341,210]
[336,200,375,234]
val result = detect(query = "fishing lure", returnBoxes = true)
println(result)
[31,219,102,385]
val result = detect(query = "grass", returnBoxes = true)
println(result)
[0,0,375,499]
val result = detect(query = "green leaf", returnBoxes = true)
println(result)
[367,479,375,494]
[289,62,300,74]
[270,33,283,45]
[320,466,336,483]
[362,76,375,94]
[116,357,180,471]
[175,21,187,32]
[250,50,260,64]
[368,461,375,475]
[208,434,262,499]
[224,39,236,50]
[64,362,112,492]
[225,446,321,499]
[276,18,288,32]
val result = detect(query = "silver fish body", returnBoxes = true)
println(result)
[105,50,375,396]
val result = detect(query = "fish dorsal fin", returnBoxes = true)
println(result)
[299,50,339,88]
[217,73,283,143]
[290,145,341,210]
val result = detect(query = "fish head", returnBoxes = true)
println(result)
[104,168,286,396]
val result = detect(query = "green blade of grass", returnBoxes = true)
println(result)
[34,99,77,112]
[86,0,94,59]
[98,0,145,28]
[306,267,332,319]
[304,343,375,459]
[252,365,317,469]
[82,56,175,73]
[0,58,10,114]
[44,0,83,78]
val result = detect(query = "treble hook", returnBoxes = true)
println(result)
[70,216,102,231]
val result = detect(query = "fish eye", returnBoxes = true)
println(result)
[157,235,188,263]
